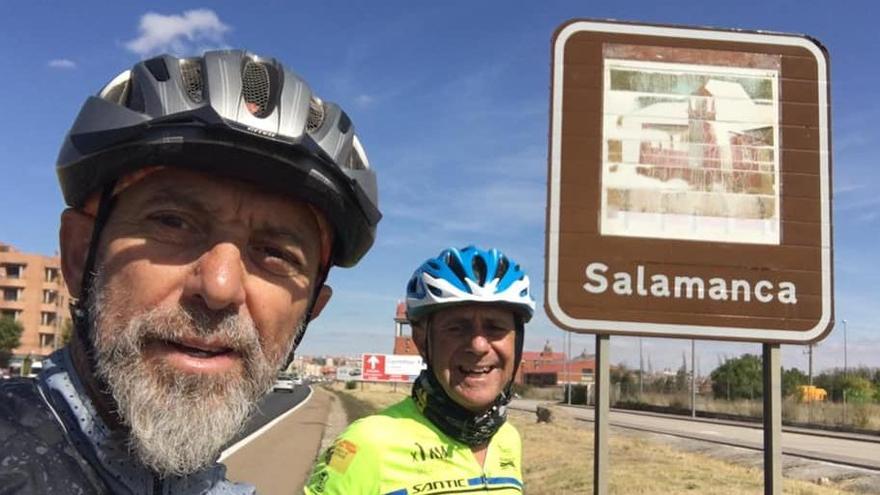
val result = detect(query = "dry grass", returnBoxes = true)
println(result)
[325,381,409,420]
[539,389,880,432]
[329,383,858,494]
[514,406,852,494]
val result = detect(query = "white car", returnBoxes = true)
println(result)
[273,374,296,393]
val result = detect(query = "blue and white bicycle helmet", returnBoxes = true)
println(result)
[406,246,535,322]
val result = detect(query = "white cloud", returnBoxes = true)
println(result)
[125,9,230,57]
[858,211,879,223]
[354,94,375,107]
[48,59,76,69]
[834,183,866,195]
[837,195,880,212]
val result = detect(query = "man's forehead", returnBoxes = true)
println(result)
[125,169,316,223]
[131,168,280,201]
[433,304,516,324]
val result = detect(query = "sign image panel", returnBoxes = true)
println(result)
[545,20,832,343]
[601,46,781,245]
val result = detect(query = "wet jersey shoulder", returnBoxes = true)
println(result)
[0,378,106,494]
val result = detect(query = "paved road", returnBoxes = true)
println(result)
[512,399,880,470]
[222,385,334,495]
[224,385,311,448]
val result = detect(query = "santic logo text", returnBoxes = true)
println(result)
[583,262,797,304]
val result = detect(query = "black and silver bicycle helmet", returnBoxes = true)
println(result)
[57,49,380,267]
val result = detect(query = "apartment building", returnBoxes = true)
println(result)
[0,242,71,366]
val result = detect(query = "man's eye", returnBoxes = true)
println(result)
[149,213,191,230]
[252,245,304,276]
[488,325,512,337]
[488,322,509,331]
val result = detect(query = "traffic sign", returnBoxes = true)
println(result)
[546,20,833,343]
[360,353,424,383]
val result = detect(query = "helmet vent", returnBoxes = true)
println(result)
[306,97,325,132]
[349,135,369,170]
[99,71,131,105]
[179,60,204,103]
[472,256,487,285]
[242,61,271,118]
[445,253,468,286]
[495,256,509,280]
[348,149,366,170]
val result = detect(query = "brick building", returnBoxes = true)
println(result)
[392,300,420,356]
[516,341,595,387]
[0,242,71,370]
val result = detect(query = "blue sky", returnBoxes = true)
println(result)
[0,1,876,374]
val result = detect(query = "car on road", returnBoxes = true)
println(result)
[273,373,296,393]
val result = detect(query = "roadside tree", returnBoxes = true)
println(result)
[782,367,809,397]
[710,354,762,400]
[0,317,23,369]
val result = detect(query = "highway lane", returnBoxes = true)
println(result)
[224,384,311,448]
[511,399,880,470]
[221,385,333,494]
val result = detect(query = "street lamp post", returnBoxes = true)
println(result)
[842,319,848,378]
[842,318,848,424]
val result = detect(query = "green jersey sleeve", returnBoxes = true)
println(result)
[304,419,381,495]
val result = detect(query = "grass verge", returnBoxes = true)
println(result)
[331,383,860,494]
[325,382,408,423]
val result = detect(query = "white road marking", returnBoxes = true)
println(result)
[219,387,313,462]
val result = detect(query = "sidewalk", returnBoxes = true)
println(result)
[224,387,343,494]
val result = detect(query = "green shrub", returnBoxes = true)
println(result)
[345,380,358,390]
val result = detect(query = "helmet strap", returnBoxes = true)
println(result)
[505,315,525,398]
[281,248,333,370]
[71,181,118,367]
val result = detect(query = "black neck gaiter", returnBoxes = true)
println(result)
[411,368,510,447]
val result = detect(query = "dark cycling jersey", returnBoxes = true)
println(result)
[304,397,523,495]
[0,348,253,494]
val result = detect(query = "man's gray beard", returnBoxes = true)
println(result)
[89,282,302,477]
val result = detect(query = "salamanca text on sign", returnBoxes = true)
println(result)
[583,262,797,304]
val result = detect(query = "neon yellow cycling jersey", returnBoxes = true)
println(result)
[304,397,523,495]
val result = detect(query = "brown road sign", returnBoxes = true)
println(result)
[545,20,832,343]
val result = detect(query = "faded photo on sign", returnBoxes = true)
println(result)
[600,44,781,245]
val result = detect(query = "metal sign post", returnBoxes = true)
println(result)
[691,340,697,418]
[594,334,610,495]
[763,343,782,494]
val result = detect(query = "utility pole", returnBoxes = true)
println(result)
[808,343,814,424]
[639,337,644,400]
[808,344,813,386]
[566,332,572,404]
[691,340,696,418]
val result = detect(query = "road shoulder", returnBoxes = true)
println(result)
[224,387,337,494]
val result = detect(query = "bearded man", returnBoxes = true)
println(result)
[0,49,380,494]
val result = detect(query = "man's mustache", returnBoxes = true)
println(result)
[129,303,263,360]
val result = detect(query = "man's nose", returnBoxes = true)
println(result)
[184,242,247,311]
[467,328,492,353]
